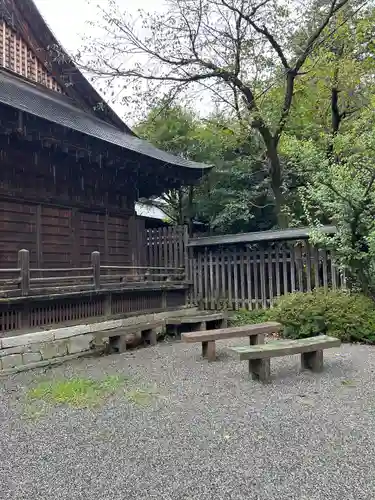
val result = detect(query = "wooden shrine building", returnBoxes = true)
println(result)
[0,0,210,335]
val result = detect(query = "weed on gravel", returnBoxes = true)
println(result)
[23,374,161,419]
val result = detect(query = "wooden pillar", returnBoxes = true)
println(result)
[92,251,101,290]
[18,249,30,296]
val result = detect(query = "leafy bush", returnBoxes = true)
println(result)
[230,308,270,327]
[268,289,375,343]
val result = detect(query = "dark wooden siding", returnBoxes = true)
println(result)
[0,199,132,268]
[0,200,37,267]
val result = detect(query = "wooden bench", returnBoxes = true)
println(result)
[231,335,341,383]
[182,322,281,361]
[93,320,164,353]
[166,312,228,337]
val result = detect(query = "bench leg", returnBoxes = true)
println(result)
[220,318,228,328]
[109,335,127,354]
[301,350,323,372]
[193,321,206,331]
[142,328,157,346]
[249,358,271,383]
[202,340,216,361]
[250,333,265,345]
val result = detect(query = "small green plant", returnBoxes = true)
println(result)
[230,308,270,327]
[268,289,375,343]
[27,375,127,409]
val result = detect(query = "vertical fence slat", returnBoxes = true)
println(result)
[296,245,303,292]
[221,248,226,308]
[215,250,220,309]
[305,242,312,292]
[275,244,281,298]
[239,250,246,309]
[313,247,320,288]
[178,227,183,268]
[189,247,195,305]
[204,247,209,310]
[198,250,203,308]
[290,246,296,293]
[259,250,267,309]
[209,250,214,310]
[254,251,259,309]
[232,249,239,310]
[282,246,288,295]
[331,251,337,290]
[267,249,274,307]
[227,250,232,309]
[322,249,328,289]
[246,247,253,310]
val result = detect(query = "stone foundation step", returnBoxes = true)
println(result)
[0,307,206,374]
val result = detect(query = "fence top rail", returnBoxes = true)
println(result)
[188,225,337,248]
[30,267,93,273]
[0,268,21,273]
[30,275,93,283]
[100,265,184,271]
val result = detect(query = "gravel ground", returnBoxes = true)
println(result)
[1,338,375,500]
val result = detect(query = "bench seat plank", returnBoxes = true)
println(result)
[231,335,340,360]
[167,312,227,325]
[182,321,281,343]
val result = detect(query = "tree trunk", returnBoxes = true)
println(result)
[258,128,288,228]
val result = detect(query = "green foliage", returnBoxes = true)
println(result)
[137,106,276,233]
[230,308,270,327]
[269,289,375,343]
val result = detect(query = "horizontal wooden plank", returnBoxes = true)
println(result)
[94,320,165,340]
[167,312,226,325]
[231,335,341,360]
[0,202,37,214]
[182,322,281,343]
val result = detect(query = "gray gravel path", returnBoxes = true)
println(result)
[1,339,375,500]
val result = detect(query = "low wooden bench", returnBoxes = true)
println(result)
[182,322,281,361]
[166,312,228,337]
[94,320,164,353]
[231,335,341,383]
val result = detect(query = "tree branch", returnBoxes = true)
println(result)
[220,0,290,69]
[294,0,351,71]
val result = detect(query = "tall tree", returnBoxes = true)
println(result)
[79,0,359,226]
[136,104,276,233]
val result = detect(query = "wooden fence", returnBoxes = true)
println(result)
[0,249,185,298]
[188,242,345,310]
[144,226,188,269]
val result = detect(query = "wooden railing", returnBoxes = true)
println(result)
[0,250,185,298]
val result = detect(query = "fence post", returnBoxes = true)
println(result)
[18,249,30,296]
[92,251,101,290]
[183,225,189,280]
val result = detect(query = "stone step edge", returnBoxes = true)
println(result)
[0,307,201,349]
[0,350,97,377]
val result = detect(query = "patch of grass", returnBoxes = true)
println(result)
[27,375,128,409]
[125,386,159,406]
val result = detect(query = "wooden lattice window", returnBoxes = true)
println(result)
[0,20,63,93]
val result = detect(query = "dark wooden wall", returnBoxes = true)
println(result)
[0,134,135,268]
[0,199,133,268]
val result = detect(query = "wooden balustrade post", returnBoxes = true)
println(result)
[92,251,101,290]
[18,249,30,296]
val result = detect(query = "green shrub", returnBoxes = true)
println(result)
[230,308,270,327]
[268,289,375,343]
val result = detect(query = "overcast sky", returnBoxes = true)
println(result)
[33,0,155,119]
